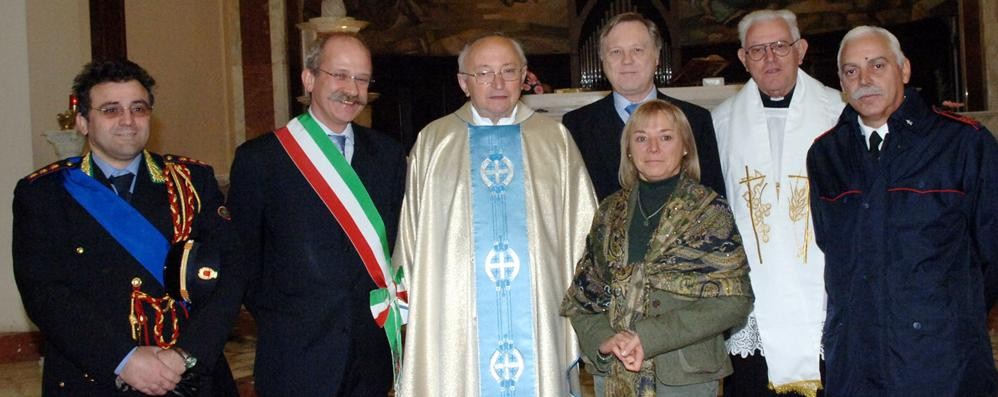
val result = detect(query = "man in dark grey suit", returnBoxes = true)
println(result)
[563,12,725,201]
[227,33,405,396]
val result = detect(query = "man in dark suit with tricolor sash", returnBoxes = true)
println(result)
[12,59,243,396]
[227,32,407,396]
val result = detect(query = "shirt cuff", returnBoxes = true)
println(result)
[114,347,138,375]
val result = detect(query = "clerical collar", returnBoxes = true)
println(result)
[470,104,518,126]
[759,85,795,108]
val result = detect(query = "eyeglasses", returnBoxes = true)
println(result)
[317,68,374,86]
[744,39,800,61]
[91,103,153,118]
[458,66,525,85]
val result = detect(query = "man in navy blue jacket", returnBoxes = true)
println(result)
[807,26,997,396]
[227,33,405,397]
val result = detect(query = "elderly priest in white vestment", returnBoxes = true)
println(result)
[394,34,598,396]
[712,9,844,397]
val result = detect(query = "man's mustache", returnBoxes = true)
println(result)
[850,85,883,101]
[327,91,366,106]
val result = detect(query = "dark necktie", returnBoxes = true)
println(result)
[110,173,134,202]
[869,131,882,159]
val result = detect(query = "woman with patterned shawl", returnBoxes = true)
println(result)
[562,100,753,396]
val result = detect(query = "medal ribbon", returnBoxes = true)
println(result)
[63,161,169,286]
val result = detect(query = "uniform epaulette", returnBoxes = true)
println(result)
[25,158,81,182]
[812,123,840,144]
[933,107,982,130]
[164,154,210,167]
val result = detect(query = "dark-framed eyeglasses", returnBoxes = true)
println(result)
[458,65,525,85]
[744,39,800,61]
[316,68,374,86]
[91,103,153,118]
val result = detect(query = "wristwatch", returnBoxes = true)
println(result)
[172,347,198,370]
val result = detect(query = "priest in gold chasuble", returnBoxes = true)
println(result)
[394,35,598,396]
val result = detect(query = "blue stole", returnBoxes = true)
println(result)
[62,160,169,286]
[469,125,538,396]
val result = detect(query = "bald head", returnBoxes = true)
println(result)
[456,35,528,123]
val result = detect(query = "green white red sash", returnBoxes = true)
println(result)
[275,113,408,385]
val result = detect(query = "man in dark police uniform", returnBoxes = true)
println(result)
[12,59,244,396]
[807,26,998,396]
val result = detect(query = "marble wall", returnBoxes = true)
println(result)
[968,0,996,134]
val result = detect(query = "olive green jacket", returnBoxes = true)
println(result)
[563,177,753,386]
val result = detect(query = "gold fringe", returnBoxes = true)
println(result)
[769,379,823,397]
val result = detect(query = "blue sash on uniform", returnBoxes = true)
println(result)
[469,124,538,396]
[62,164,169,286]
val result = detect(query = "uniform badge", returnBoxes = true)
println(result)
[217,205,231,221]
[198,267,219,280]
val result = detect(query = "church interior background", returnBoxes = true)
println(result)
[0,0,995,395]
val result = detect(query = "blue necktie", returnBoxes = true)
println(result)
[625,102,640,115]
[109,172,134,202]
[330,134,346,155]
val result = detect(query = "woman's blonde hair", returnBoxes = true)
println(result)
[618,99,700,189]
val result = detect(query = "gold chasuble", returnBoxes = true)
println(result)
[395,102,597,396]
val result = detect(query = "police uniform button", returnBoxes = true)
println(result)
[58,381,65,387]
[912,321,922,330]
[131,277,142,288]
[74,246,85,255]
[217,205,232,220]
[862,202,870,209]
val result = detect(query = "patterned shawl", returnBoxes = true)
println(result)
[562,175,751,396]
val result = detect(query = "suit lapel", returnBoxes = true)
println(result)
[597,95,625,174]
[130,156,174,242]
[349,125,378,188]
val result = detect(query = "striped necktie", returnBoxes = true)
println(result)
[330,134,346,155]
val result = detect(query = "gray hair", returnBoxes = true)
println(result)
[737,9,801,47]
[598,12,664,60]
[456,33,527,72]
[837,26,906,73]
[304,32,369,73]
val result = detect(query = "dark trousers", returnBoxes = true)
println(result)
[724,353,825,397]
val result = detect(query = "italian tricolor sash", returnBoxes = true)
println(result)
[274,113,408,385]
